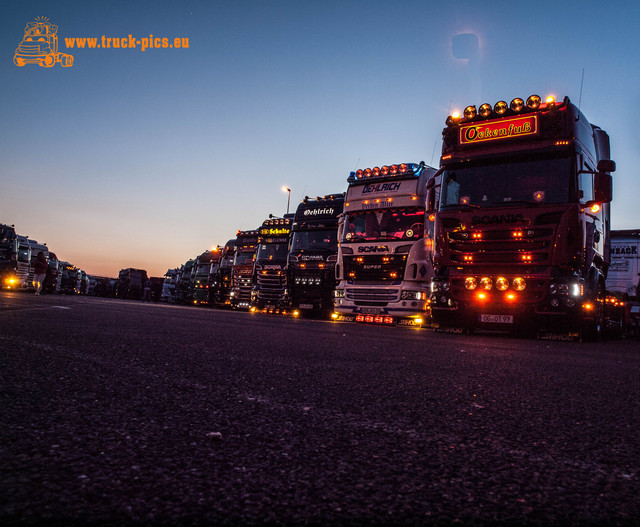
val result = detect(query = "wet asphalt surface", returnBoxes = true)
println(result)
[1,291,639,526]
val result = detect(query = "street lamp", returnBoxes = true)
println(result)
[282,186,291,214]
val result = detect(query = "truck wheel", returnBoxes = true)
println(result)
[13,56,26,66]
[43,54,55,67]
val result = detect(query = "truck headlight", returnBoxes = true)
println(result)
[431,280,450,293]
[401,290,425,300]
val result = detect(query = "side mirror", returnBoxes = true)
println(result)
[597,159,616,173]
[594,172,612,203]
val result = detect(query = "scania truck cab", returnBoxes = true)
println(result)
[431,95,615,340]
[251,216,293,312]
[230,231,258,309]
[288,195,344,316]
[333,162,438,327]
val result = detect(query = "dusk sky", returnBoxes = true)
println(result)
[2,0,639,277]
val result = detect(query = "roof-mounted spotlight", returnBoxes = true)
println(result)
[545,95,556,109]
[478,103,492,117]
[526,94,541,110]
[510,98,525,112]
[494,100,508,115]
[463,105,476,119]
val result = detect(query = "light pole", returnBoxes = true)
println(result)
[282,186,291,214]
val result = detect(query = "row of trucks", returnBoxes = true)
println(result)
[0,224,155,299]
[162,194,345,316]
[0,223,92,295]
[334,94,631,340]
[156,93,636,340]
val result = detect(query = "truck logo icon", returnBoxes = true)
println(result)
[14,17,74,68]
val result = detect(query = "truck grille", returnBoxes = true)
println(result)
[447,227,554,265]
[345,287,399,306]
[232,269,253,302]
[257,270,286,302]
[343,255,407,281]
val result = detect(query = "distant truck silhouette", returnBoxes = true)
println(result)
[117,268,148,300]
[14,18,73,68]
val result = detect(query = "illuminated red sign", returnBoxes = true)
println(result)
[459,114,539,145]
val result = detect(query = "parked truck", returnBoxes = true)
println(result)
[27,240,49,291]
[251,216,293,312]
[161,268,179,302]
[333,162,438,327]
[429,94,616,340]
[0,224,18,289]
[43,251,61,294]
[230,230,258,310]
[211,239,235,306]
[175,259,195,304]
[117,268,148,300]
[287,194,344,316]
[14,236,32,290]
[59,262,80,294]
[192,250,219,306]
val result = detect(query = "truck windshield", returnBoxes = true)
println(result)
[343,208,425,242]
[196,264,209,275]
[255,243,288,263]
[290,229,337,253]
[18,246,30,262]
[440,156,572,209]
[234,251,255,265]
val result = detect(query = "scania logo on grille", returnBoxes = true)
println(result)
[357,246,389,253]
[471,214,526,225]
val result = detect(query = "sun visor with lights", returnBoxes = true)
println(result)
[348,162,423,183]
[448,94,558,124]
[259,218,292,239]
[445,95,563,142]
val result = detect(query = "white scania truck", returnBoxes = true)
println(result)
[333,162,438,327]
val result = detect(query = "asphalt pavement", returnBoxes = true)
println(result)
[1,292,639,526]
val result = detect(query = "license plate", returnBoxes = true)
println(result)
[361,307,381,315]
[479,314,513,324]
[299,303,313,310]
[265,304,275,309]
